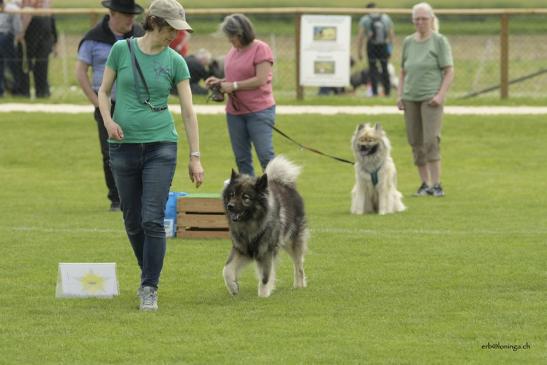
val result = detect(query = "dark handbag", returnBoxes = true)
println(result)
[126,38,167,112]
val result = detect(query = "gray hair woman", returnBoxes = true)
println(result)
[206,14,276,176]
[396,2,454,197]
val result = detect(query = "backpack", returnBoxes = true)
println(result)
[370,15,387,45]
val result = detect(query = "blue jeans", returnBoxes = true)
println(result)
[226,105,276,176]
[109,142,177,289]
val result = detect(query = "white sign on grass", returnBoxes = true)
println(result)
[56,263,119,298]
[299,15,352,87]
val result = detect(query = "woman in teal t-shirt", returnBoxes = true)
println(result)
[396,2,454,197]
[98,0,204,312]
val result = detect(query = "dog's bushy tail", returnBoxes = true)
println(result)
[265,155,301,187]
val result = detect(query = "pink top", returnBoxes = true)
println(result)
[224,39,275,115]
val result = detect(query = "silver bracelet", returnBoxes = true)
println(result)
[190,151,201,158]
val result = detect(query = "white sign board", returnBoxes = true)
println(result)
[299,15,352,87]
[56,263,119,298]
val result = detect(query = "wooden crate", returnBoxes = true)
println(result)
[176,194,229,239]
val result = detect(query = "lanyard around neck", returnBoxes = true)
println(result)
[126,38,167,112]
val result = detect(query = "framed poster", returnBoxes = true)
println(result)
[300,15,351,87]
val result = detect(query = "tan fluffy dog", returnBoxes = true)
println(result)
[351,123,406,215]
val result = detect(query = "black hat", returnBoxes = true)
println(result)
[101,0,143,14]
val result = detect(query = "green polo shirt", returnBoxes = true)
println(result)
[106,39,190,143]
[401,32,453,101]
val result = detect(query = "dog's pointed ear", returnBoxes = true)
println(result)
[255,173,268,191]
[375,123,383,131]
[356,123,365,132]
[230,169,238,182]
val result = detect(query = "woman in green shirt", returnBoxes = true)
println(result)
[396,2,454,197]
[98,0,204,311]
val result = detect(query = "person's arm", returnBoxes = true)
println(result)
[429,66,454,107]
[176,79,204,188]
[50,16,58,56]
[388,25,395,45]
[396,68,405,110]
[204,76,224,87]
[98,66,123,140]
[75,60,99,107]
[220,61,272,93]
[11,6,23,41]
[357,26,366,61]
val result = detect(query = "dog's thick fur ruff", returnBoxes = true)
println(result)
[222,156,308,298]
[351,123,406,215]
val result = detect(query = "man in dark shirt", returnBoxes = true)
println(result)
[76,0,144,211]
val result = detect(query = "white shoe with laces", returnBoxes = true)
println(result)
[139,286,158,312]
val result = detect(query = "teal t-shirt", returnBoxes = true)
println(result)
[401,32,453,101]
[105,38,190,143]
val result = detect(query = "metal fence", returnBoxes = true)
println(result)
[1,7,546,101]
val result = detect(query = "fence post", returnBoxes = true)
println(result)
[500,14,509,99]
[295,13,304,100]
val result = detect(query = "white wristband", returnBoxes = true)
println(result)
[233,81,239,90]
[190,151,200,158]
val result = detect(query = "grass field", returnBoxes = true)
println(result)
[1,110,545,364]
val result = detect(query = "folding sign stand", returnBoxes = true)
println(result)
[56,263,119,298]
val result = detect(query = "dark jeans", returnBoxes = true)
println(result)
[109,142,177,289]
[19,16,54,98]
[94,104,119,205]
[226,105,276,176]
[367,43,390,96]
[0,32,17,96]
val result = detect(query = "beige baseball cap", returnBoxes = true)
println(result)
[149,0,193,32]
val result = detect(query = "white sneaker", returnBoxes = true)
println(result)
[139,286,158,312]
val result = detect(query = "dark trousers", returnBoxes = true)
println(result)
[0,32,19,96]
[11,43,29,97]
[19,16,53,98]
[109,142,177,288]
[94,104,119,204]
[367,43,390,96]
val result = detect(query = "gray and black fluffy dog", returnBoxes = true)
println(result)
[222,155,308,298]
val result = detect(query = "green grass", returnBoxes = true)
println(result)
[1,111,545,364]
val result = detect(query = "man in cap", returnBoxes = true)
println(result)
[76,0,144,211]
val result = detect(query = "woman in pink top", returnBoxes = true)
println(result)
[206,13,275,176]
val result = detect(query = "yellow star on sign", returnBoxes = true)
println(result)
[79,271,106,294]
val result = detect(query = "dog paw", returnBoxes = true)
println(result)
[225,281,239,296]
[294,277,307,288]
[258,290,271,298]
[258,285,272,298]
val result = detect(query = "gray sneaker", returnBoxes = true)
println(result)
[430,183,445,197]
[414,182,431,196]
[139,286,158,312]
